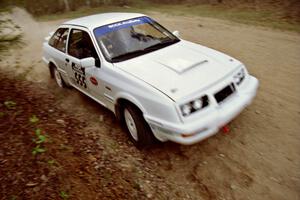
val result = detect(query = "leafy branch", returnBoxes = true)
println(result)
[30,116,47,156]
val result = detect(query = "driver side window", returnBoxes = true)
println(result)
[68,29,98,60]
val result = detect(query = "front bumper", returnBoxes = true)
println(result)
[146,76,259,145]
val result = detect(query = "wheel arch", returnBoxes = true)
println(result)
[114,94,146,122]
[48,59,59,78]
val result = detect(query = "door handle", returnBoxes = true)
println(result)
[65,58,69,63]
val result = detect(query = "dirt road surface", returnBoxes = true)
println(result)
[1,7,300,200]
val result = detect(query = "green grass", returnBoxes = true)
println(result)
[156,4,300,32]
[0,1,297,33]
[0,7,11,13]
[36,5,144,21]
[36,3,300,33]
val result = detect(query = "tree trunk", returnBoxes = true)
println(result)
[63,0,70,11]
[86,0,91,7]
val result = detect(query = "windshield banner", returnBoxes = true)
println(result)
[94,16,153,36]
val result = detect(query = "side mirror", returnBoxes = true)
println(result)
[81,57,95,68]
[172,30,180,38]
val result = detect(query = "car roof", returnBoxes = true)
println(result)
[63,12,146,30]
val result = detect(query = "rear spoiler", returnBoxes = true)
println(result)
[44,31,54,42]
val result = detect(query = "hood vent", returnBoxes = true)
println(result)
[157,59,208,74]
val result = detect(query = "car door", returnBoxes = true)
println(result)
[65,28,106,104]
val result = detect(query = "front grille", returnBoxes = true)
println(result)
[214,83,235,103]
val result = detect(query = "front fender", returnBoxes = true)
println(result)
[114,92,147,114]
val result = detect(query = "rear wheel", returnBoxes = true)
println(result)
[122,104,157,148]
[53,67,65,88]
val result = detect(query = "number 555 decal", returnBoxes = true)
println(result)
[71,63,87,89]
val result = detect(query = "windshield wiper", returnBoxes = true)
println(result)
[144,38,180,51]
[111,49,150,62]
[110,39,180,62]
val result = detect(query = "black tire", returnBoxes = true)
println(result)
[51,66,67,88]
[122,103,157,148]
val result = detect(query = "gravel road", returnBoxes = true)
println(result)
[1,7,299,200]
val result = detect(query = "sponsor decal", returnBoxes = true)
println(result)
[94,16,153,37]
[90,77,98,86]
[108,19,141,29]
[72,62,87,88]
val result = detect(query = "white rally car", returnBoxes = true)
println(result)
[43,13,259,147]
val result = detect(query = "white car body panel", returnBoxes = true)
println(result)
[42,13,259,145]
[115,40,243,101]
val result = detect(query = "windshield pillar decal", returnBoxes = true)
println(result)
[94,17,153,37]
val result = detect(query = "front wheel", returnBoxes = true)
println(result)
[123,104,157,148]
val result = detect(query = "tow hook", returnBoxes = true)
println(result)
[222,125,230,134]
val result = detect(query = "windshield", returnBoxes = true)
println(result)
[93,16,179,62]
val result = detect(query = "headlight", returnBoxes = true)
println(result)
[180,95,209,117]
[181,104,192,116]
[234,68,245,86]
[192,99,203,110]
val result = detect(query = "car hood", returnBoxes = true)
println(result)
[115,40,242,101]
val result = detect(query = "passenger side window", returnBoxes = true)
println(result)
[49,28,69,52]
[68,29,98,60]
